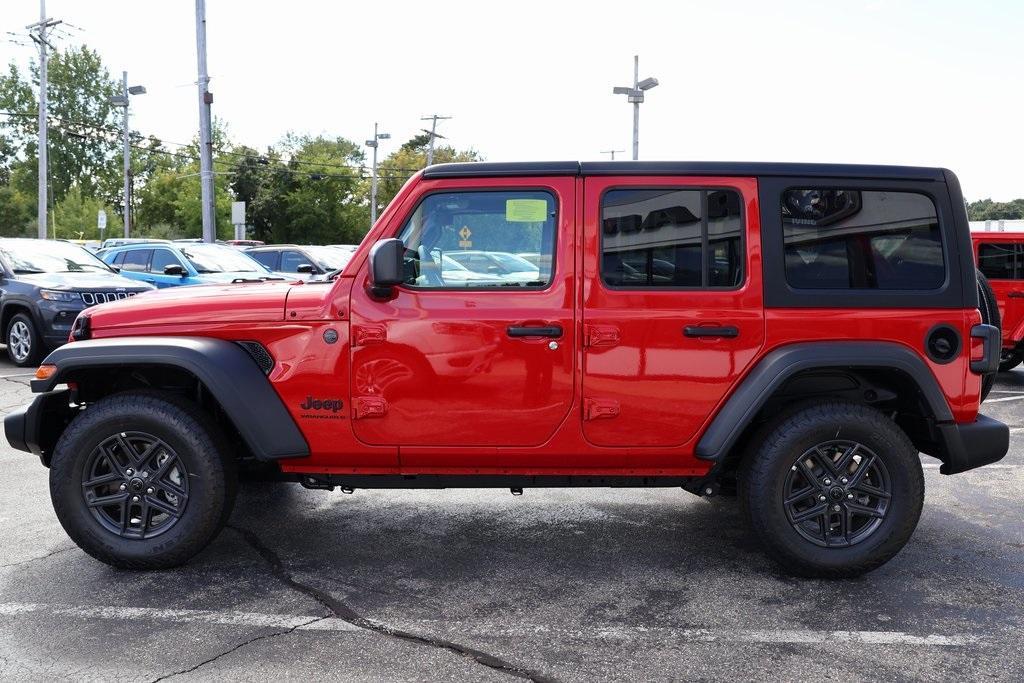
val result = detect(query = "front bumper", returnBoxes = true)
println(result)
[936,413,1008,474]
[4,389,74,465]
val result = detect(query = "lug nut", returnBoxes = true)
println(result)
[119,483,127,491]
[146,487,154,495]
[131,495,140,503]
[841,477,849,484]
[125,469,134,476]
[833,504,841,512]
[823,478,832,485]
[819,495,827,502]
[847,493,854,500]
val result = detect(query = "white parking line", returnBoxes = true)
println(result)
[0,372,35,379]
[986,390,1024,394]
[0,602,979,646]
[982,395,1024,403]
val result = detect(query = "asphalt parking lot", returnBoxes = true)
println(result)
[0,355,1021,682]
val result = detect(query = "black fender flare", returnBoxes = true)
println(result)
[28,336,309,461]
[695,341,953,463]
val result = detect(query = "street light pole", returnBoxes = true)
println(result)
[109,74,145,237]
[195,0,216,243]
[612,55,658,161]
[365,123,390,229]
[121,72,131,237]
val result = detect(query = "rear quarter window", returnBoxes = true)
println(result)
[782,189,944,290]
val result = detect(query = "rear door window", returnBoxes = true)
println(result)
[120,249,152,272]
[782,189,944,290]
[978,243,1021,280]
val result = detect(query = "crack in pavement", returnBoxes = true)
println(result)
[0,546,75,569]
[227,524,559,683]
[148,614,329,682]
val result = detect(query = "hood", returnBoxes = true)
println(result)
[16,271,154,291]
[84,279,301,329]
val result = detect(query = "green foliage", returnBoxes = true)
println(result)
[51,184,122,239]
[0,43,482,243]
[968,198,1024,221]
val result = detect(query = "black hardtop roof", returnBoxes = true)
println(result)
[423,161,948,182]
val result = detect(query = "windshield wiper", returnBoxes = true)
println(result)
[12,268,45,274]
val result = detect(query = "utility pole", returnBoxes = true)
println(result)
[365,123,390,229]
[195,0,216,243]
[612,55,658,161]
[27,0,60,239]
[420,114,451,167]
[601,149,625,160]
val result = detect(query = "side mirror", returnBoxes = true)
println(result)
[164,264,187,277]
[296,263,316,274]
[368,238,404,297]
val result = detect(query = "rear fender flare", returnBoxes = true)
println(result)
[695,342,953,462]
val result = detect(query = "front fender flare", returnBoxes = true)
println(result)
[695,341,953,462]
[30,336,309,462]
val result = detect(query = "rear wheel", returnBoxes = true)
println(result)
[49,390,237,569]
[740,401,924,578]
[977,270,1000,397]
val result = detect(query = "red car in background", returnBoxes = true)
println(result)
[973,229,1024,370]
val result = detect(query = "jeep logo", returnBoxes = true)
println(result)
[299,396,343,413]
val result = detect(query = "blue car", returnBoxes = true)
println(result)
[98,242,284,288]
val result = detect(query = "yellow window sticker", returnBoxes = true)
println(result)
[506,199,548,223]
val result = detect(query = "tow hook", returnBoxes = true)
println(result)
[300,476,334,491]
[510,487,523,496]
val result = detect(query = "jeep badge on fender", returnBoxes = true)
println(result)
[4,161,1007,577]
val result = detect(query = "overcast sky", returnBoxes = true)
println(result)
[2,0,1022,200]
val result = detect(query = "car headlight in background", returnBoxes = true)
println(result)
[40,289,83,302]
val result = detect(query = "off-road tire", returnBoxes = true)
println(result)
[740,401,924,578]
[976,270,1000,398]
[49,390,237,569]
[5,312,43,367]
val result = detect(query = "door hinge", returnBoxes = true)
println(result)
[584,325,620,348]
[353,325,386,346]
[584,398,620,421]
[353,396,388,419]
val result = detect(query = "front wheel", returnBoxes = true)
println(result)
[6,312,43,367]
[740,401,924,578]
[49,390,237,569]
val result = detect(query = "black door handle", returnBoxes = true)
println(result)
[507,325,563,338]
[684,325,739,338]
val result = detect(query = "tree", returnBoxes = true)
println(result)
[51,184,122,240]
[374,135,481,211]
[0,46,121,205]
[968,198,1024,221]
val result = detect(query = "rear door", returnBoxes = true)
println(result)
[581,176,764,448]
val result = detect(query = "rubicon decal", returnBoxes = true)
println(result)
[298,396,344,419]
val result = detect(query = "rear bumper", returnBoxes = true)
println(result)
[936,413,1008,474]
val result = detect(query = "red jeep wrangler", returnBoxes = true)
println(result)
[5,162,1008,577]
[973,228,1024,371]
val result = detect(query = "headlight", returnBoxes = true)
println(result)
[40,289,82,302]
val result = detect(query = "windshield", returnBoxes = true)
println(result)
[181,244,267,273]
[305,246,351,271]
[1,240,113,274]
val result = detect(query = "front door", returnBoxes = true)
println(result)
[581,176,765,448]
[349,178,576,461]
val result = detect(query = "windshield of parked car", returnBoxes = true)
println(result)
[304,246,351,271]
[1,240,114,274]
[180,244,266,273]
